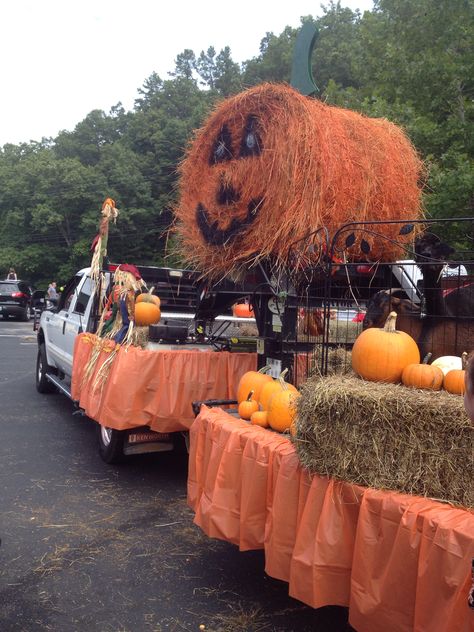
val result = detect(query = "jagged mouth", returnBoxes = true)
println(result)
[196,198,263,246]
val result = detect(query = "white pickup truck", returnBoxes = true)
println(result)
[34,266,200,462]
[34,265,256,463]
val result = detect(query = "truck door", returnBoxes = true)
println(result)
[46,275,93,376]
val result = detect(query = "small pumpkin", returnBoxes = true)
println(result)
[136,289,161,308]
[443,352,468,395]
[238,391,259,420]
[233,302,253,318]
[267,386,300,433]
[134,301,161,326]
[259,368,298,411]
[237,365,273,404]
[250,410,269,428]
[401,353,444,391]
[431,355,463,375]
[351,311,420,383]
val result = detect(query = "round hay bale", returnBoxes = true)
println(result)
[175,83,424,279]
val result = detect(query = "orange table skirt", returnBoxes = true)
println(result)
[188,406,474,632]
[71,334,257,433]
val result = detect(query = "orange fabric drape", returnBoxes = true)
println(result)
[188,406,474,632]
[71,333,257,433]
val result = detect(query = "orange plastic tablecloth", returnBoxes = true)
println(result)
[188,406,474,632]
[71,333,257,433]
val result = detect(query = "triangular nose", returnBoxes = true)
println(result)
[217,182,241,205]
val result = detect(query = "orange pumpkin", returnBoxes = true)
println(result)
[233,302,253,318]
[134,301,161,326]
[237,366,273,404]
[444,370,466,395]
[136,292,161,308]
[250,410,269,428]
[238,391,259,420]
[267,388,300,433]
[352,311,420,383]
[401,354,444,391]
[444,353,468,395]
[259,369,298,411]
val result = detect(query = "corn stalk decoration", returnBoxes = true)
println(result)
[89,197,119,313]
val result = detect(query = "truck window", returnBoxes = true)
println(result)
[73,276,94,315]
[58,276,82,311]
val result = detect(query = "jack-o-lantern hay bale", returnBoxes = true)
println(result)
[175,83,424,279]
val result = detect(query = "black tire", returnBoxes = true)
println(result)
[36,344,56,393]
[2,314,9,320]
[97,424,125,464]
[21,305,31,322]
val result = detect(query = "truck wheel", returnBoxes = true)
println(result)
[97,424,125,464]
[36,344,56,393]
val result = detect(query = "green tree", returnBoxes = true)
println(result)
[215,47,242,96]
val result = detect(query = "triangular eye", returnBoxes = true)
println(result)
[239,115,262,157]
[210,125,233,164]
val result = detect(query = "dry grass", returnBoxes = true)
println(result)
[131,325,149,348]
[294,374,473,508]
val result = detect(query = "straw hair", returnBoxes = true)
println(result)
[294,374,473,508]
[175,83,424,279]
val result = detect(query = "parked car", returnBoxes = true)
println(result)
[0,280,34,321]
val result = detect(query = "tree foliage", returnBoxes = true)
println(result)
[0,0,472,286]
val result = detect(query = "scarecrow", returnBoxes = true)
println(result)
[102,264,143,343]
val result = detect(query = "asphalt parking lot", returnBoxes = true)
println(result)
[0,320,352,631]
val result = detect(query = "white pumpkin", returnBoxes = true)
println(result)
[431,355,463,375]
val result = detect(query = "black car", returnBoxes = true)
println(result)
[0,280,34,321]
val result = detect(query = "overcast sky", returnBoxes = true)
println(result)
[0,0,373,146]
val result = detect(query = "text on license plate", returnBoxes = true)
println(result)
[128,432,171,444]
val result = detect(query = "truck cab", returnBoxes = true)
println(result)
[37,269,96,381]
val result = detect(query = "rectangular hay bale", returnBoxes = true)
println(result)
[294,375,473,508]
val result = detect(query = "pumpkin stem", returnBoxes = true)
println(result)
[246,390,255,401]
[258,365,271,374]
[422,352,432,364]
[383,311,398,333]
[279,368,289,380]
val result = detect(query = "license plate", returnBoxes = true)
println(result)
[128,431,171,444]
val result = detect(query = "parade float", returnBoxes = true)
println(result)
[174,24,473,632]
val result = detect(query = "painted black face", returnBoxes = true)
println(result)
[197,115,263,245]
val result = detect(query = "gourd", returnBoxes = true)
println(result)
[236,366,273,404]
[443,352,468,395]
[351,311,420,383]
[238,391,259,420]
[259,369,298,411]
[267,386,300,433]
[250,411,269,428]
[134,301,161,326]
[431,355,463,375]
[401,353,444,391]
